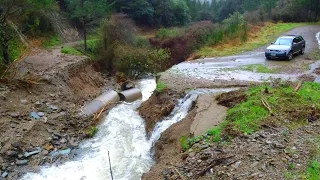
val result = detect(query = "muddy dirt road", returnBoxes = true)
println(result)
[160,25,320,92]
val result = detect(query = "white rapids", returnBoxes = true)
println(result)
[21,79,230,180]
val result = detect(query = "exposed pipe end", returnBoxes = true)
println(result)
[118,88,142,102]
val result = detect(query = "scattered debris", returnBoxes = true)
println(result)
[16,159,28,166]
[30,111,40,120]
[49,148,71,157]
[24,147,42,158]
[37,112,45,117]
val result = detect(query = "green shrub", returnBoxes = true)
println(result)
[99,14,137,70]
[155,82,168,93]
[61,46,83,56]
[0,33,27,63]
[134,36,151,48]
[207,12,249,46]
[114,45,170,79]
[156,28,180,40]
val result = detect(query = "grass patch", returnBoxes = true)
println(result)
[180,136,190,151]
[43,35,62,48]
[240,64,279,73]
[155,81,168,93]
[85,126,99,138]
[185,82,320,149]
[74,39,101,59]
[61,46,83,56]
[199,22,316,57]
[307,160,320,180]
[223,64,280,73]
[156,28,180,40]
[307,48,320,60]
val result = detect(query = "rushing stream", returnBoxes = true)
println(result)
[22,79,232,180]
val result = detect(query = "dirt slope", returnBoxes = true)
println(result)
[0,47,115,179]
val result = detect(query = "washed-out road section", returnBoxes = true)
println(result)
[160,25,320,91]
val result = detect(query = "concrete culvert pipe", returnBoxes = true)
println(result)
[121,81,136,91]
[119,88,142,102]
[82,90,120,115]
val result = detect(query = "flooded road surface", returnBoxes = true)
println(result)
[173,53,298,82]
[165,25,320,84]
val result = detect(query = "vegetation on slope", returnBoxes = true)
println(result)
[185,82,320,147]
[61,46,83,56]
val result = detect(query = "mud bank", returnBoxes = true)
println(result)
[142,108,197,180]
[139,90,182,135]
[141,89,239,179]
[0,56,114,179]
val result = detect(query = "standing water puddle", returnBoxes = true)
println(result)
[21,79,234,180]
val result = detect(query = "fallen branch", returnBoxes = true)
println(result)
[93,102,113,121]
[171,166,186,180]
[92,101,122,121]
[295,80,303,92]
[261,124,280,132]
[198,155,234,176]
[108,151,114,180]
[261,98,273,116]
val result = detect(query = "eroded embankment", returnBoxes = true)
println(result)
[140,88,239,179]
[0,57,113,179]
[143,81,320,180]
[139,90,182,135]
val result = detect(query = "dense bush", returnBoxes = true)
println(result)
[99,14,137,71]
[150,12,249,65]
[151,21,216,65]
[22,12,53,36]
[114,45,170,79]
[207,12,249,45]
[155,28,180,40]
[98,13,170,79]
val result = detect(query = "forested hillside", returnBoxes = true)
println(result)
[1,0,320,78]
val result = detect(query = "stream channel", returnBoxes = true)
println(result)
[21,79,233,180]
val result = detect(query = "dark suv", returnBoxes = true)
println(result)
[265,35,305,60]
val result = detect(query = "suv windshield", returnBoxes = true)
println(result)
[274,38,293,45]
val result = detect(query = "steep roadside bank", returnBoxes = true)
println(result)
[141,90,238,179]
[139,90,182,135]
[142,108,197,180]
[0,51,115,179]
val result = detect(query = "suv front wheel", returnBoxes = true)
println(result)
[287,52,293,60]
[300,47,305,55]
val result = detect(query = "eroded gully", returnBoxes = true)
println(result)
[21,79,235,180]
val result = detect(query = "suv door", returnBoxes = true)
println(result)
[298,36,305,47]
[292,38,300,53]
